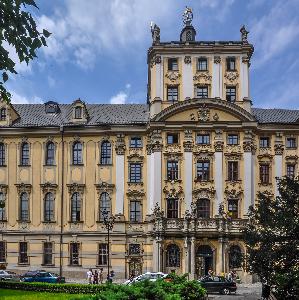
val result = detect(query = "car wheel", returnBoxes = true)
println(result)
[221,288,230,295]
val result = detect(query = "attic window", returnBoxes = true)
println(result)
[0,108,6,121]
[74,106,82,119]
[45,101,59,114]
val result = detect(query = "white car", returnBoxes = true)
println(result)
[124,272,167,285]
[0,270,19,281]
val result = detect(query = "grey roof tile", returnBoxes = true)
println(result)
[252,108,299,124]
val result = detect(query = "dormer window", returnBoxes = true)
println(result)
[74,106,82,119]
[168,58,178,71]
[198,57,207,71]
[0,108,6,121]
[226,57,236,71]
[45,101,59,114]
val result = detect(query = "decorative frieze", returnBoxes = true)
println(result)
[95,181,115,194]
[193,71,212,83]
[274,143,284,155]
[40,182,58,194]
[163,185,183,198]
[224,71,239,82]
[67,183,85,195]
[184,56,191,64]
[15,183,32,194]
[165,71,181,82]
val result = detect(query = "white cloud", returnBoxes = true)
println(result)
[250,1,299,68]
[110,91,128,104]
[10,91,42,104]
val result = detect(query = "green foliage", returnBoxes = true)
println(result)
[0,0,51,102]
[0,275,207,300]
[244,176,299,299]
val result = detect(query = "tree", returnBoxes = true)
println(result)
[244,176,299,299]
[0,0,50,102]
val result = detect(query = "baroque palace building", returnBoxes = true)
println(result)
[0,10,299,282]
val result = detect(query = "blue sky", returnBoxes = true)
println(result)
[6,0,299,109]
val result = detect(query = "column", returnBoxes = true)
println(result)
[212,56,222,98]
[240,56,249,99]
[182,56,193,99]
[274,144,284,196]
[152,237,158,272]
[214,139,224,216]
[183,137,193,210]
[146,145,153,215]
[184,237,189,275]
[115,135,125,215]
[243,142,253,214]
[190,237,195,279]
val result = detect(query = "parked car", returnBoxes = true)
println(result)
[0,270,19,281]
[124,272,167,285]
[198,276,237,295]
[21,271,65,283]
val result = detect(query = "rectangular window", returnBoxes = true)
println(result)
[226,86,236,102]
[198,57,207,71]
[196,86,208,98]
[74,107,82,119]
[227,134,239,145]
[130,201,141,222]
[19,242,28,264]
[286,137,296,148]
[260,164,270,184]
[129,244,141,255]
[167,198,179,218]
[130,137,142,148]
[167,133,179,144]
[98,244,108,266]
[226,57,236,71]
[286,164,295,178]
[167,160,179,181]
[168,58,178,71]
[260,137,270,148]
[0,241,6,262]
[43,242,53,266]
[129,163,142,183]
[70,243,80,266]
[228,161,238,181]
[196,134,210,145]
[196,161,210,181]
[167,86,178,102]
[228,199,238,218]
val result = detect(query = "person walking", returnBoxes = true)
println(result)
[99,268,103,284]
[87,268,93,284]
[93,270,98,284]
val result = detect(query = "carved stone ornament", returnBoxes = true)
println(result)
[67,183,85,195]
[164,144,182,154]
[150,22,160,45]
[242,56,250,64]
[15,183,32,194]
[152,203,164,218]
[150,55,161,67]
[115,134,126,155]
[224,185,243,198]
[183,141,193,152]
[224,71,239,82]
[163,185,183,198]
[184,56,191,64]
[95,181,115,194]
[40,182,58,194]
[165,71,181,82]
[193,187,215,200]
[214,141,224,152]
[152,141,163,152]
[197,104,210,122]
[243,141,254,152]
[193,72,212,82]
[213,113,219,121]
[240,25,249,44]
[127,188,145,199]
[0,184,8,194]
[127,151,144,161]
[274,143,284,155]
[214,56,221,64]
[146,144,152,155]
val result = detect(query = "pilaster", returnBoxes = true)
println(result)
[115,134,125,216]
[274,133,284,196]
[183,130,193,211]
[182,55,193,99]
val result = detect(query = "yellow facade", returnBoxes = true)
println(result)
[0,16,298,282]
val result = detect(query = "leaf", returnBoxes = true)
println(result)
[43,29,51,38]
[2,72,8,83]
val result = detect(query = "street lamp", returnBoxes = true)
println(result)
[102,209,115,282]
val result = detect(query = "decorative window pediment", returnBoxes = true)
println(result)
[95,181,115,194]
[71,98,89,123]
[15,183,32,194]
[40,182,58,194]
[67,183,85,195]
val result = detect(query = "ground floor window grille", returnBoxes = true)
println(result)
[98,243,108,266]
[166,244,180,267]
[70,243,80,265]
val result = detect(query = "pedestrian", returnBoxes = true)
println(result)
[93,270,99,284]
[227,271,233,282]
[86,268,93,284]
[99,268,103,284]
[109,270,115,283]
[208,268,213,277]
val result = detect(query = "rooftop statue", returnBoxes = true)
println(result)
[150,21,160,45]
[183,6,193,26]
[240,25,249,44]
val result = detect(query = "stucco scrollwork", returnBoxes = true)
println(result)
[214,141,224,152]
[193,72,212,83]
[15,183,32,195]
[0,184,8,194]
[152,203,164,218]
[67,183,85,195]
[214,56,221,64]
[95,181,115,194]
[150,130,163,152]
[163,185,184,199]
[126,188,145,200]
[127,150,144,161]
[285,155,298,163]
[192,187,215,201]
[224,71,239,82]
[243,141,255,152]
[164,144,182,154]
[184,56,191,64]
[274,143,284,155]
[150,55,161,68]
[165,71,181,82]
[40,182,58,194]
[183,141,193,152]
[224,183,243,199]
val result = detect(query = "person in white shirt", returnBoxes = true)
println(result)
[87,268,93,284]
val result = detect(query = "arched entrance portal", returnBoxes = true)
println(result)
[196,245,213,277]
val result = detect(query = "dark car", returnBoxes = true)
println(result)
[21,271,65,283]
[198,276,237,295]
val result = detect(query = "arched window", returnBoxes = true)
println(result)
[44,192,54,222]
[45,142,55,165]
[167,197,178,218]
[71,192,81,222]
[0,143,5,166]
[99,192,111,221]
[196,199,210,218]
[229,245,242,269]
[74,106,82,119]
[0,192,5,221]
[20,192,29,221]
[0,108,6,121]
[100,141,112,165]
[73,142,82,165]
[166,244,180,267]
[21,142,30,165]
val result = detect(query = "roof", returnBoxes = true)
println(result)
[2,104,299,128]
[252,108,299,124]
[8,104,149,127]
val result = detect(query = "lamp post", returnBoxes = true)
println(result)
[102,209,115,282]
